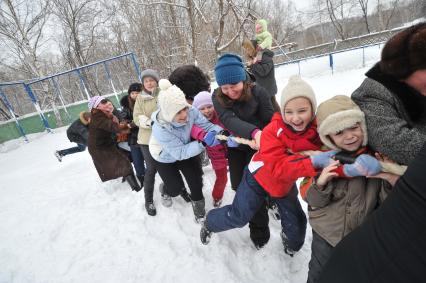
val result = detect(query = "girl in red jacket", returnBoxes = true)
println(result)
[190,91,232,207]
[200,76,336,256]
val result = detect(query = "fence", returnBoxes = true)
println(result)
[0,52,142,144]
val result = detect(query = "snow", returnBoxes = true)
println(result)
[0,45,382,283]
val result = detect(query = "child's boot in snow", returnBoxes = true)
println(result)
[192,198,206,223]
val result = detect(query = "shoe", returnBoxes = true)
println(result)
[54,151,62,162]
[200,222,212,245]
[213,198,222,207]
[159,183,172,207]
[124,174,142,192]
[180,188,192,203]
[269,203,281,221]
[192,199,206,223]
[281,231,296,257]
[145,201,157,216]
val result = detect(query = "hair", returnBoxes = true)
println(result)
[215,80,254,108]
[128,82,143,95]
[169,65,210,101]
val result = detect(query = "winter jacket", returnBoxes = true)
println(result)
[88,110,133,182]
[66,112,90,145]
[133,88,160,145]
[351,63,426,165]
[248,49,277,96]
[149,107,223,163]
[119,95,138,145]
[248,113,322,197]
[305,172,391,247]
[318,142,426,283]
[212,84,274,140]
[255,19,272,50]
[190,110,228,170]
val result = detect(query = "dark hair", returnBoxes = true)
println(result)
[127,83,143,95]
[169,65,210,101]
[215,80,254,108]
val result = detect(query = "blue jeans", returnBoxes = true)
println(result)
[130,144,146,177]
[58,143,86,156]
[206,167,307,251]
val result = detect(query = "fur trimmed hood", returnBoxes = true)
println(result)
[316,95,367,150]
[79,111,91,125]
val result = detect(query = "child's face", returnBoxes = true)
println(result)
[329,123,364,152]
[173,107,189,124]
[220,82,244,100]
[283,97,313,132]
[143,77,158,93]
[255,23,262,33]
[199,104,214,120]
[97,100,114,114]
[129,91,139,100]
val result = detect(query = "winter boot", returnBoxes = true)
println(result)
[180,188,192,203]
[54,151,63,162]
[137,175,145,188]
[144,201,157,216]
[200,221,213,245]
[268,203,281,221]
[213,198,222,208]
[124,174,142,192]
[192,198,206,223]
[159,183,172,207]
[281,230,296,257]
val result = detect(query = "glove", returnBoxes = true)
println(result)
[203,131,221,147]
[343,154,382,177]
[310,150,338,169]
[226,136,239,148]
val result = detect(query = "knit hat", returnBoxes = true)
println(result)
[214,53,247,86]
[169,65,210,101]
[140,69,160,82]
[380,22,426,79]
[88,96,105,111]
[316,95,368,150]
[128,82,142,95]
[157,79,190,123]
[280,76,317,114]
[192,91,213,109]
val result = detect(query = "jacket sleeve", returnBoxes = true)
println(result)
[352,79,426,165]
[305,179,334,208]
[259,122,317,181]
[250,55,274,78]
[259,32,272,49]
[153,125,205,161]
[133,95,152,129]
[212,93,257,139]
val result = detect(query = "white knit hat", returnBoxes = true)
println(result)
[157,79,190,123]
[316,95,368,150]
[280,76,317,115]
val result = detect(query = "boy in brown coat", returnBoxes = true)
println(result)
[301,95,392,283]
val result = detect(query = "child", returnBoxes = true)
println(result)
[190,91,232,207]
[301,95,392,283]
[200,76,336,255]
[149,79,223,222]
[255,19,273,60]
[55,111,91,162]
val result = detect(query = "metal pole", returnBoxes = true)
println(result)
[23,83,52,133]
[51,77,71,121]
[0,86,28,142]
[362,47,365,68]
[75,69,91,100]
[104,62,120,105]
[329,54,334,75]
[130,53,142,82]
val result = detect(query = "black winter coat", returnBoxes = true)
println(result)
[318,142,426,283]
[66,112,90,145]
[248,49,277,96]
[119,95,139,145]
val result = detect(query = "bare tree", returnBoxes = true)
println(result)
[358,0,370,33]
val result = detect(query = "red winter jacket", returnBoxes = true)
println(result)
[191,111,228,170]
[248,113,322,197]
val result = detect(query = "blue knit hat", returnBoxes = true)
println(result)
[214,53,246,86]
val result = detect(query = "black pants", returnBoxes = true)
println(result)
[140,145,157,202]
[227,147,270,246]
[307,230,333,283]
[155,155,204,201]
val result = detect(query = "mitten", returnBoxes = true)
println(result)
[310,150,338,169]
[203,131,220,147]
[343,154,382,177]
[226,136,239,148]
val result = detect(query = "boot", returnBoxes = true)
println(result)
[268,203,281,221]
[54,151,63,162]
[137,175,145,188]
[192,198,206,223]
[200,221,212,245]
[180,188,192,203]
[213,198,222,208]
[281,230,295,257]
[159,183,172,207]
[124,174,142,192]
[144,201,157,216]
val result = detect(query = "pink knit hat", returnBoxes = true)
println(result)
[88,96,105,110]
[192,91,213,109]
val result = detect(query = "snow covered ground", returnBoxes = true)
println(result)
[0,46,381,283]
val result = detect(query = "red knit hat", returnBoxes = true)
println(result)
[380,22,426,79]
